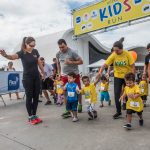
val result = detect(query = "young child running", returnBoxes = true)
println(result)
[54,74,64,106]
[120,73,144,130]
[139,74,148,107]
[64,72,80,122]
[81,76,99,120]
[99,75,111,107]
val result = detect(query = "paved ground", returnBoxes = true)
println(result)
[0,83,150,150]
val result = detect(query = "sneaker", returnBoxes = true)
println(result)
[139,119,144,126]
[62,114,72,119]
[113,112,122,119]
[34,116,43,124]
[28,116,38,125]
[78,104,82,113]
[45,101,52,105]
[61,111,70,116]
[108,100,111,106]
[72,117,79,122]
[123,123,132,130]
[93,111,97,119]
[88,111,94,120]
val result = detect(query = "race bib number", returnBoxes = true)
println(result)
[141,89,144,93]
[130,101,140,108]
[57,85,61,89]
[68,92,75,97]
[101,86,105,91]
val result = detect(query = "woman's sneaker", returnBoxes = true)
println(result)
[34,116,43,124]
[113,112,122,119]
[123,123,132,130]
[28,116,38,125]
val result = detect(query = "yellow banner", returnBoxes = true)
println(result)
[73,0,150,36]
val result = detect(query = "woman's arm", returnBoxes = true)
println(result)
[0,49,19,60]
[96,64,108,80]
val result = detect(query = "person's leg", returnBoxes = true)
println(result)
[72,101,79,122]
[75,74,82,113]
[137,112,144,126]
[32,77,40,116]
[61,76,70,116]
[100,92,104,107]
[43,90,52,105]
[57,94,61,105]
[22,78,34,117]
[15,92,21,100]
[9,93,11,100]
[105,92,111,106]
[113,77,124,118]
[63,101,72,118]
[123,109,132,129]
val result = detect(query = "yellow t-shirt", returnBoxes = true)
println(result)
[100,82,109,91]
[81,83,97,104]
[124,84,143,112]
[54,80,64,94]
[105,50,134,78]
[139,80,148,96]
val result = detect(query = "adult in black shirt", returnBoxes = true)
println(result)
[143,43,150,82]
[0,37,45,125]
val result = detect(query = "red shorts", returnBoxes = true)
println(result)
[61,74,81,89]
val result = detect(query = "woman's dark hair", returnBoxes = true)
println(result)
[147,43,150,49]
[113,37,124,49]
[58,39,67,45]
[8,61,13,65]
[101,75,107,81]
[21,37,35,50]
[125,72,135,82]
[82,76,89,81]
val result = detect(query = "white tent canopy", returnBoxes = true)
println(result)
[87,60,144,68]
[87,59,105,68]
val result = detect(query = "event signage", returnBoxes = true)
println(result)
[73,0,150,36]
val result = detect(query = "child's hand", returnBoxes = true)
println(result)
[127,94,135,99]
[119,96,123,102]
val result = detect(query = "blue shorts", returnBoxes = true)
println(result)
[66,101,78,111]
[100,91,110,102]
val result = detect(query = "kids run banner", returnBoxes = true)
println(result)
[73,0,150,36]
[0,71,24,95]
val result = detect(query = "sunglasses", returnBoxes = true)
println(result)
[29,44,35,47]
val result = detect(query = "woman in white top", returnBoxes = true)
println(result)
[6,61,21,100]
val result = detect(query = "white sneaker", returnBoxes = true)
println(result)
[72,117,79,122]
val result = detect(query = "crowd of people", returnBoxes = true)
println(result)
[0,37,150,130]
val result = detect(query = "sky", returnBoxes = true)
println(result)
[0,0,150,66]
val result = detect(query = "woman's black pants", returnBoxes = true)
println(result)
[114,77,125,113]
[23,76,40,116]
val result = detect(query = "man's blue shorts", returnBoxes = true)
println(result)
[66,101,78,111]
[99,91,110,102]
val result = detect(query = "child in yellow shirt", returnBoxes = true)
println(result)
[120,73,144,130]
[99,75,111,107]
[81,76,99,120]
[54,74,64,106]
[139,74,148,107]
